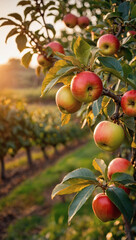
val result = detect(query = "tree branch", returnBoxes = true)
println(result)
[102,87,121,103]
[123,216,134,240]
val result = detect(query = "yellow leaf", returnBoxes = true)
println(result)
[61,113,71,126]
[131,141,136,148]
[51,182,91,199]
[41,60,67,96]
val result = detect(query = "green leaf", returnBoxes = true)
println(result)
[5,28,18,43]
[45,24,56,37]
[107,99,115,117]
[62,168,97,184]
[21,51,32,68]
[8,13,22,22]
[98,67,136,90]
[121,115,135,131]
[56,66,79,76]
[92,96,103,117]
[73,36,91,66]
[92,158,107,177]
[125,183,136,192]
[17,0,31,6]
[111,173,135,185]
[98,56,123,75]
[106,186,133,222]
[16,34,27,52]
[131,5,136,19]
[118,1,130,20]
[51,182,91,199]
[122,63,132,78]
[68,185,95,223]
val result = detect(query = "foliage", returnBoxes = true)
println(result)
[1,0,136,239]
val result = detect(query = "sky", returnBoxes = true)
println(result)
[0,0,65,67]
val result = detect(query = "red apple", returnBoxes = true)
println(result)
[97,34,120,56]
[121,90,136,117]
[37,54,51,67]
[77,16,90,28]
[92,193,121,222]
[93,121,125,152]
[70,71,103,103]
[63,13,78,28]
[107,157,132,179]
[45,41,65,54]
[55,85,82,114]
[127,31,136,37]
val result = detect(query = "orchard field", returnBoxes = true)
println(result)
[0,0,136,240]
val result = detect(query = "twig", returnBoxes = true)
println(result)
[123,216,134,240]
[102,87,121,103]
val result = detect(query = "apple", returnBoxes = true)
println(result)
[108,157,132,179]
[63,13,78,28]
[70,71,103,103]
[108,157,132,195]
[121,90,136,117]
[92,193,121,222]
[93,121,125,152]
[127,31,136,37]
[97,34,120,56]
[77,16,90,28]
[37,54,51,67]
[55,85,82,114]
[45,41,65,54]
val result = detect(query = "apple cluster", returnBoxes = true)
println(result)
[92,157,132,222]
[63,13,90,29]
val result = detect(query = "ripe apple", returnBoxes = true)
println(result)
[92,193,121,222]
[107,157,132,179]
[121,90,136,117]
[70,71,103,103]
[37,54,51,67]
[127,31,136,37]
[97,34,120,56]
[93,121,125,152]
[55,85,82,114]
[77,16,90,28]
[45,41,65,54]
[63,13,78,28]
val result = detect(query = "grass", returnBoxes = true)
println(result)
[0,140,103,211]
[2,140,116,240]
[1,86,57,103]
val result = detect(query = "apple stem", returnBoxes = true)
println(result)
[123,215,134,240]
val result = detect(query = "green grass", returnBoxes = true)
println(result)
[2,141,116,240]
[1,86,57,102]
[0,140,103,211]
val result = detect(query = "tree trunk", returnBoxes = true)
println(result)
[41,147,49,162]
[0,157,6,180]
[26,147,33,167]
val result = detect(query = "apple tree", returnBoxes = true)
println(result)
[0,0,136,239]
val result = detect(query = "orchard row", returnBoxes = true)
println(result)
[0,98,87,180]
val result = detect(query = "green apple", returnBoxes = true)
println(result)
[56,85,82,114]
[93,121,125,151]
